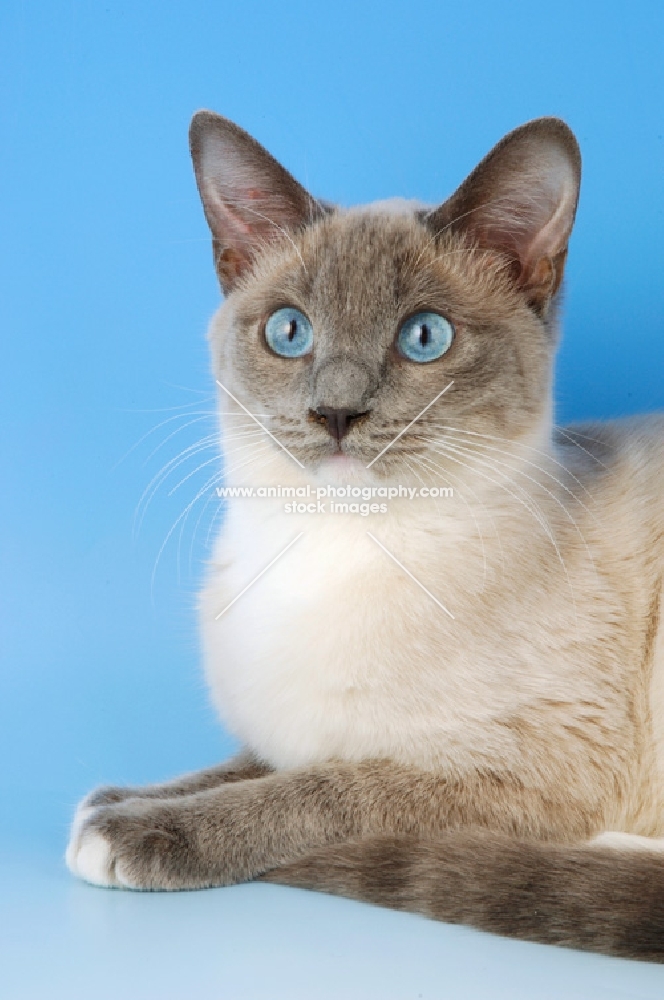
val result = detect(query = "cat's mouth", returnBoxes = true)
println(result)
[306,407,374,464]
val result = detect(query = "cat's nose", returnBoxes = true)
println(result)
[312,407,368,442]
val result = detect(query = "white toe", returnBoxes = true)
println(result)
[72,829,114,886]
[65,802,97,874]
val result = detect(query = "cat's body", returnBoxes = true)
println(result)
[67,114,664,960]
[203,413,664,837]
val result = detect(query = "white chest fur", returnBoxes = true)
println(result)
[198,468,582,772]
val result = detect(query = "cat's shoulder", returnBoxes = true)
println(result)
[557,413,664,456]
[555,413,664,496]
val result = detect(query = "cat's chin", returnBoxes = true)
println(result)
[318,453,368,481]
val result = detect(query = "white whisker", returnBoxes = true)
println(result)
[112,410,216,471]
[152,438,275,592]
[427,429,600,555]
[134,434,220,538]
[152,467,225,597]
[428,441,578,619]
[413,449,506,576]
[438,435,598,578]
[188,441,281,575]
[144,414,217,464]
[404,453,488,587]
[426,422,595,503]
[556,427,610,470]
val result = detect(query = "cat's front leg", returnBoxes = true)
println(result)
[67,763,363,890]
[66,749,270,876]
[65,759,597,891]
[75,748,269,808]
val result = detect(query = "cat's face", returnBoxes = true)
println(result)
[191,114,581,477]
[211,211,552,474]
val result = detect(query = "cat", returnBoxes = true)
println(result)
[66,111,664,962]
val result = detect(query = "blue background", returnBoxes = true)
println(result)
[1,1,663,996]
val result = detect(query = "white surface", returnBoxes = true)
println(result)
[2,851,664,999]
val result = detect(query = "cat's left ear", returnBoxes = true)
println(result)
[426,118,581,312]
[189,111,326,294]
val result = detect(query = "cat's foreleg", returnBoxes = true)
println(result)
[67,749,270,871]
[65,758,597,891]
[75,749,270,808]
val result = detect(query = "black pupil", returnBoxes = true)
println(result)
[419,323,430,347]
[287,319,297,341]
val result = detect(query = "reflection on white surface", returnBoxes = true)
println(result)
[2,847,664,1000]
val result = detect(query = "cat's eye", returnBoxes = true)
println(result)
[264,307,314,358]
[397,312,454,363]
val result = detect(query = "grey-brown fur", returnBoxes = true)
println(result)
[207,203,556,476]
[262,833,664,961]
[66,112,664,963]
[79,749,270,809]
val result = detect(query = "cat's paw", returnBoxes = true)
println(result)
[66,813,116,887]
[65,799,199,890]
[77,784,137,811]
[65,786,133,879]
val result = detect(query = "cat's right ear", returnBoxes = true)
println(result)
[189,111,325,294]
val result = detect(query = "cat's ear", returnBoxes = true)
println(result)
[426,118,581,311]
[189,111,325,294]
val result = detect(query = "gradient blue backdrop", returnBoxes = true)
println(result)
[2,2,664,997]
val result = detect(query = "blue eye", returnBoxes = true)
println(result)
[397,312,454,362]
[265,307,313,358]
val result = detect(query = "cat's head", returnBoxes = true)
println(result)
[190,112,580,477]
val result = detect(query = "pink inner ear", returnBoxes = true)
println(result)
[190,111,324,292]
[202,181,253,239]
[526,186,577,265]
[430,123,581,297]
[205,178,299,245]
[465,176,577,291]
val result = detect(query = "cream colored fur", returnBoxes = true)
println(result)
[64,114,664,960]
[201,287,664,840]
